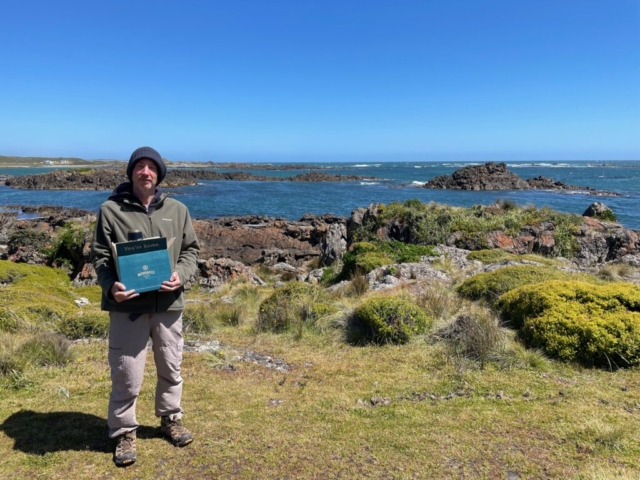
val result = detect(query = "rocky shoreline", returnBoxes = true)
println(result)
[4,168,374,190]
[1,199,639,292]
[424,162,619,196]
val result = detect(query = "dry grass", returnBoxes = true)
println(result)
[1,320,639,478]
[1,282,640,478]
[598,263,636,281]
[415,283,462,321]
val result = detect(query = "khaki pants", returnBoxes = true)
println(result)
[107,311,184,438]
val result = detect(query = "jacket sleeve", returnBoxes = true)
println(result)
[90,206,119,292]
[175,209,200,285]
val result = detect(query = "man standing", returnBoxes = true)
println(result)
[91,146,200,467]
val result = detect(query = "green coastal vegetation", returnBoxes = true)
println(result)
[1,200,639,478]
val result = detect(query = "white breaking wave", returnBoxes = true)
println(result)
[360,181,380,185]
[412,181,426,186]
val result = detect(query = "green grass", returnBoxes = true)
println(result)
[1,260,640,478]
[1,326,639,478]
[467,249,560,266]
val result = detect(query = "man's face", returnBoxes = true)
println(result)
[132,158,158,191]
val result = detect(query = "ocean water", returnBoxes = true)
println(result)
[1,161,639,229]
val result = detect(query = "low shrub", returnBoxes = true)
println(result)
[375,240,437,264]
[342,243,393,277]
[7,228,50,254]
[57,311,109,339]
[257,282,325,333]
[497,280,640,367]
[320,265,341,286]
[183,302,218,334]
[593,209,617,222]
[349,296,431,345]
[456,266,600,306]
[43,222,88,271]
[355,252,391,272]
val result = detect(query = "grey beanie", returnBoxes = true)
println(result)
[127,146,167,185]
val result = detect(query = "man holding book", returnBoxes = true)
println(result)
[91,146,200,467]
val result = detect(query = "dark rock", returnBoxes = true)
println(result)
[192,215,346,267]
[425,162,618,195]
[6,168,373,190]
[583,202,615,220]
[427,162,529,190]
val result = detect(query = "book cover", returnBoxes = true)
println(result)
[111,237,173,293]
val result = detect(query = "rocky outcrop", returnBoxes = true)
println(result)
[0,206,349,286]
[320,223,347,265]
[192,213,346,267]
[426,162,529,190]
[346,203,640,266]
[2,200,639,292]
[5,168,372,190]
[197,258,266,290]
[0,205,96,278]
[425,162,618,196]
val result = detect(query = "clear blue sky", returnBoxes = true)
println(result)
[1,1,638,162]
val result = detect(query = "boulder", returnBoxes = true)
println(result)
[320,222,347,265]
[583,202,615,219]
[197,257,266,290]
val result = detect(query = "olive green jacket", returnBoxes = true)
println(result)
[90,183,200,313]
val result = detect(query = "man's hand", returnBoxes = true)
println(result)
[110,281,139,302]
[160,271,181,292]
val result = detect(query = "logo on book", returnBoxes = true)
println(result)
[137,264,156,277]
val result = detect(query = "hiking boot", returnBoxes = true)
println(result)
[114,430,137,467]
[161,416,194,447]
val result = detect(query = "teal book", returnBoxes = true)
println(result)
[111,237,173,293]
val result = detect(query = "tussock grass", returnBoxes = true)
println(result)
[598,262,635,281]
[347,269,369,297]
[415,283,461,321]
[0,332,72,389]
[433,306,507,369]
[183,300,219,334]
